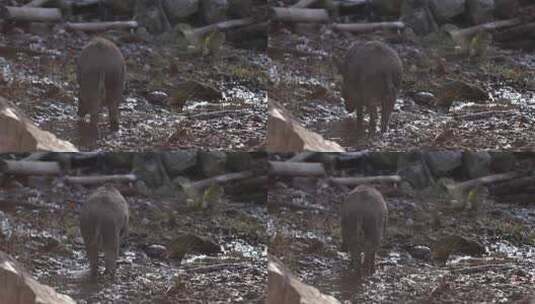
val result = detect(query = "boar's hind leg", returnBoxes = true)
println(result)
[108,104,119,131]
[102,228,120,277]
[355,102,364,136]
[364,247,376,276]
[380,97,394,133]
[83,235,99,279]
[368,106,377,137]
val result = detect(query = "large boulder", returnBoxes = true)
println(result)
[134,0,169,34]
[372,0,403,16]
[463,151,491,178]
[200,0,229,24]
[489,152,516,172]
[267,255,341,304]
[424,151,463,177]
[0,97,77,152]
[106,0,136,15]
[267,100,345,152]
[161,151,198,177]
[401,0,438,36]
[466,0,495,25]
[227,0,252,18]
[163,0,199,21]
[429,0,465,23]
[494,0,519,19]
[198,151,227,177]
[0,250,76,304]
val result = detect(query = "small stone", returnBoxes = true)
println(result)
[146,91,168,105]
[145,244,168,259]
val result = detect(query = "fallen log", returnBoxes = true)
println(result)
[183,18,255,41]
[333,21,405,33]
[185,262,250,273]
[330,175,401,186]
[454,110,517,121]
[0,6,62,22]
[271,7,329,23]
[287,152,317,162]
[65,21,138,32]
[0,160,61,176]
[448,17,523,43]
[187,110,246,120]
[24,0,51,7]
[335,151,369,162]
[269,161,326,177]
[190,170,254,190]
[489,175,535,195]
[64,174,137,185]
[493,21,535,42]
[446,171,526,194]
[291,0,319,8]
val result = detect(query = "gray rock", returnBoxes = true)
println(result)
[371,0,403,16]
[490,152,516,172]
[407,245,432,261]
[146,91,168,105]
[0,251,76,304]
[163,0,199,21]
[401,0,438,35]
[429,0,465,23]
[412,91,436,106]
[162,151,198,177]
[199,151,227,177]
[494,0,519,19]
[200,0,229,24]
[463,151,491,178]
[134,0,168,34]
[267,255,341,304]
[466,0,495,25]
[132,153,169,188]
[228,0,252,18]
[145,244,168,259]
[398,162,431,189]
[367,152,400,171]
[425,151,463,177]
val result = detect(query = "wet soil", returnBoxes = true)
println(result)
[268,179,535,303]
[0,24,267,151]
[268,23,535,151]
[0,179,268,303]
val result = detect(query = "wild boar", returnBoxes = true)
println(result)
[339,41,402,135]
[77,37,125,132]
[341,185,388,276]
[80,185,129,279]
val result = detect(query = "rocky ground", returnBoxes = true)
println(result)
[268,20,535,151]
[0,177,268,303]
[0,15,267,151]
[267,164,535,303]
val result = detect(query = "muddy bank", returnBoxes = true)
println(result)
[268,25,535,151]
[0,25,267,151]
[267,154,535,303]
[0,167,268,303]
